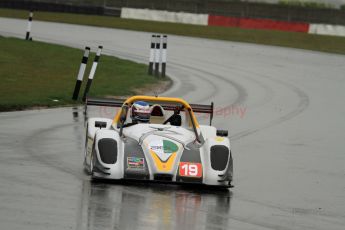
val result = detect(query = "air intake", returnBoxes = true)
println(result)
[154,174,173,181]
[210,145,229,171]
[98,138,117,164]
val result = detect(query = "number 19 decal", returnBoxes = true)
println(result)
[179,162,202,177]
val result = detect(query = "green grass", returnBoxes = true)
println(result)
[0,36,163,111]
[1,8,345,54]
[278,0,335,9]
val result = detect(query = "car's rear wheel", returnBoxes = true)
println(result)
[89,142,96,176]
[83,126,88,165]
[90,152,94,176]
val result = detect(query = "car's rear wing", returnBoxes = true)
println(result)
[190,102,214,125]
[86,97,124,108]
[85,97,214,125]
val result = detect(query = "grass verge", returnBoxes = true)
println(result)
[1,8,345,54]
[0,36,166,111]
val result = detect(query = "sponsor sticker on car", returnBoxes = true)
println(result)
[149,139,179,161]
[127,157,145,169]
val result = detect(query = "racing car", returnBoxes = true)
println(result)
[84,96,233,188]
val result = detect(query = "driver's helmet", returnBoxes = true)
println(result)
[130,101,151,123]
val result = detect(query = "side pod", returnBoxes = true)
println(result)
[202,137,232,187]
[93,130,124,180]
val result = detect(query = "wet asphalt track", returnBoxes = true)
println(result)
[0,18,345,230]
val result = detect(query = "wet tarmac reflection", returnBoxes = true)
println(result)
[77,180,232,230]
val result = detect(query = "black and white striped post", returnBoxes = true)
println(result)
[161,35,168,78]
[72,47,90,101]
[25,11,33,40]
[82,46,103,102]
[154,35,161,77]
[148,35,156,75]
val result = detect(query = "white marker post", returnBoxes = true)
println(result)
[25,11,33,40]
[72,47,90,100]
[148,35,156,75]
[161,35,168,78]
[154,35,161,77]
[82,46,103,101]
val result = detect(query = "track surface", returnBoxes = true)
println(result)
[0,18,345,230]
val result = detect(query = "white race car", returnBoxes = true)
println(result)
[84,95,233,188]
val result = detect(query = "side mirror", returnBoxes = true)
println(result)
[216,130,228,137]
[120,113,126,122]
[95,121,107,129]
[120,105,128,123]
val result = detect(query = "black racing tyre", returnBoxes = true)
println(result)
[90,141,96,176]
